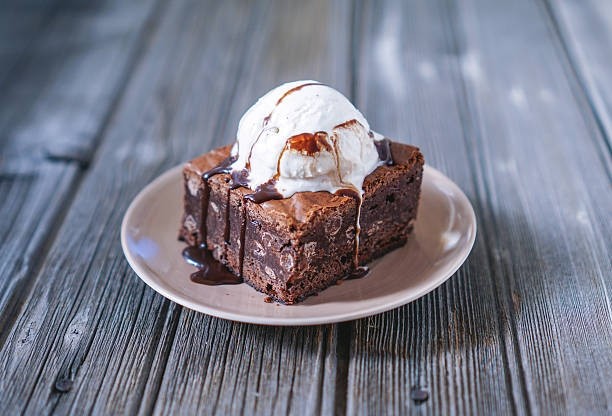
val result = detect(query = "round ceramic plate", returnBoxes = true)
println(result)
[121,164,476,325]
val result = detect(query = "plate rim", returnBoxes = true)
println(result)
[121,164,476,326]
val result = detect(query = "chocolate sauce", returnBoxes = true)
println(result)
[202,155,235,179]
[275,142,288,180]
[200,182,211,238]
[286,131,331,155]
[242,138,288,204]
[329,135,343,183]
[260,82,322,132]
[245,126,279,170]
[194,156,244,284]
[183,245,242,285]
[238,201,248,277]
[334,118,360,130]
[374,137,394,166]
[275,82,322,106]
[231,168,249,189]
[199,156,235,247]
[245,180,284,203]
[224,187,231,244]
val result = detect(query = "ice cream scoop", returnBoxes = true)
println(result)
[229,80,389,199]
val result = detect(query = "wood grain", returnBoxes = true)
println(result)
[0,0,248,413]
[546,0,612,155]
[348,0,612,414]
[348,1,521,413]
[455,0,612,410]
[150,1,353,414]
[0,0,159,166]
[0,0,58,87]
[0,0,158,345]
[0,0,347,414]
[0,0,610,414]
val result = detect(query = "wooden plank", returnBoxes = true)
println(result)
[0,0,159,167]
[347,1,522,414]
[0,163,79,346]
[149,1,353,414]
[0,0,57,85]
[348,0,612,414]
[0,0,349,414]
[1,1,608,414]
[0,0,240,412]
[546,0,612,154]
[0,0,159,342]
[451,0,612,411]
[150,319,334,416]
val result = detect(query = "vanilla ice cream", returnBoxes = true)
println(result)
[230,80,386,198]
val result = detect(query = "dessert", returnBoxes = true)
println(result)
[179,81,424,304]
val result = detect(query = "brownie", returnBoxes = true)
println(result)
[179,142,424,304]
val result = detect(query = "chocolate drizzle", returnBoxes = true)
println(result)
[182,156,241,286]
[200,181,211,238]
[183,245,242,285]
[224,186,231,244]
[329,135,343,184]
[256,82,322,146]
[238,201,248,277]
[334,118,360,130]
[286,132,331,155]
[245,180,283,203]
[245,126,278,170]
[201,156,235,244]
[230,168,249,189]
[245,82,322,170]
[275,82,322,107]
[202,155,236,179]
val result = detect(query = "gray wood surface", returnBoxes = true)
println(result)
[348,0,612,414]
[0,0,610,415]
[549,0,612,153]
[0,0,158,342]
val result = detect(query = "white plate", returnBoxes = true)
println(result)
[121,165,476,326]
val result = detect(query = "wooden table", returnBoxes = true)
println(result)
[1,0,610,414]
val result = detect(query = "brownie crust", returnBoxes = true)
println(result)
[180,142,424,304]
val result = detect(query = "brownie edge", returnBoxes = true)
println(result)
[179,141,424,304]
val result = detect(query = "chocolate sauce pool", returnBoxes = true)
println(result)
[182,245,242,285]
[182,103,393,290]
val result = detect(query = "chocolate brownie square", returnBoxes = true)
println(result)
[180,142,424,304]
